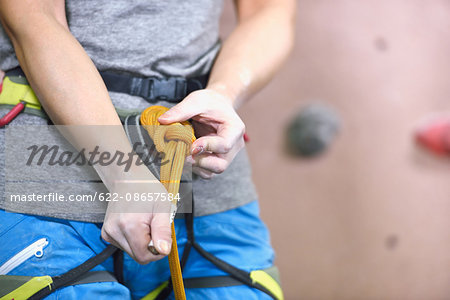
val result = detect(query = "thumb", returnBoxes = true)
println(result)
[158,98,200,124]
[150,212,173,255]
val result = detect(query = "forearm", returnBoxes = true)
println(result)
[207,0,296,108]
[0,1,186,262]
[0,2,155,189]
[0,6,118,126]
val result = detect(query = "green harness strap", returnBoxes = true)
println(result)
[142,266,283,300]
[0,244,118,300]
[0,271,119,300]
[0,275,53,300]
[0,267,283,300]
[0,76,141,122]
[139,198,284,300]
[250,267,284,300]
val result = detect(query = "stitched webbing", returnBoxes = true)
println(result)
[140,105,195,300]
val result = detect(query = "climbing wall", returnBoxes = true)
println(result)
[221,1,450,299]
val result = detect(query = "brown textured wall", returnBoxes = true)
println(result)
[221,1,450,299]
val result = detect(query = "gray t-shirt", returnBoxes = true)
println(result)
[0,0,257,222]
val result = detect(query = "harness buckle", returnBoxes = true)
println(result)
[148,77,187,102]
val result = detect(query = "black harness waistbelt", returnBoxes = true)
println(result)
[6,67,209,103]
[100,71,209,102]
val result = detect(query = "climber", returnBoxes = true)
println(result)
[0,0,296,299]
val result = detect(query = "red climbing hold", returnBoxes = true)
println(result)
[415,118,450,155]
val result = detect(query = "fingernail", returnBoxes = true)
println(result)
[148,246,160,255]
[161,111,172,118]
[157,240,170,255]
[191,146,204,156]
[185,155,195,164]
[157,115,168,122]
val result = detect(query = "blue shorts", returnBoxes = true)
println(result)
[0,201,275,299]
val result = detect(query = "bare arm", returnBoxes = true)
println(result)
[0,0,119,125]
[209,0,296,108]
[159,0,296,177]
[0,0,171,263]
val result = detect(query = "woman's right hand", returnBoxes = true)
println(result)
[101,179,173,264]
[55,125,174,265]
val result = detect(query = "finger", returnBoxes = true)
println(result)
[158,96,201,124]
[192,135,231,155]
[101,223,134,257]
[192,125,243,155]
[121,220,158,264]
[192,166,215,179]
[185,155,195,165]
[149,212,173,256]
[191,153,229,174]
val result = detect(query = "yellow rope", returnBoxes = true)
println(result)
[140,105,195,300]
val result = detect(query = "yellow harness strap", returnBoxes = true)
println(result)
[0,276,53,300]
[140,105,195,300]
[0,76,41,109]
[250,270,284,300]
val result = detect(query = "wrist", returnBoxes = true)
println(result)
[206,83,240,109]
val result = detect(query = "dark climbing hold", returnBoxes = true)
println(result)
[286,103,340,157]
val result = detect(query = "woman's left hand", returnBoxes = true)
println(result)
[158,88,245,179]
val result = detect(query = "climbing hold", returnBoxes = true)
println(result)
[286,103,340,157]
[415,116,450,156]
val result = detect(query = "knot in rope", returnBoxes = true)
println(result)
[153,124,194,155]
[140,105,195,155]
[140,105,195,300]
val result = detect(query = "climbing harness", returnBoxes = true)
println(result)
[0,67,282,300]
[139,198,284,300]
[100,70,209,103]
[0,245,118,300]
[0,72,44,126]
[0,67,210,126]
